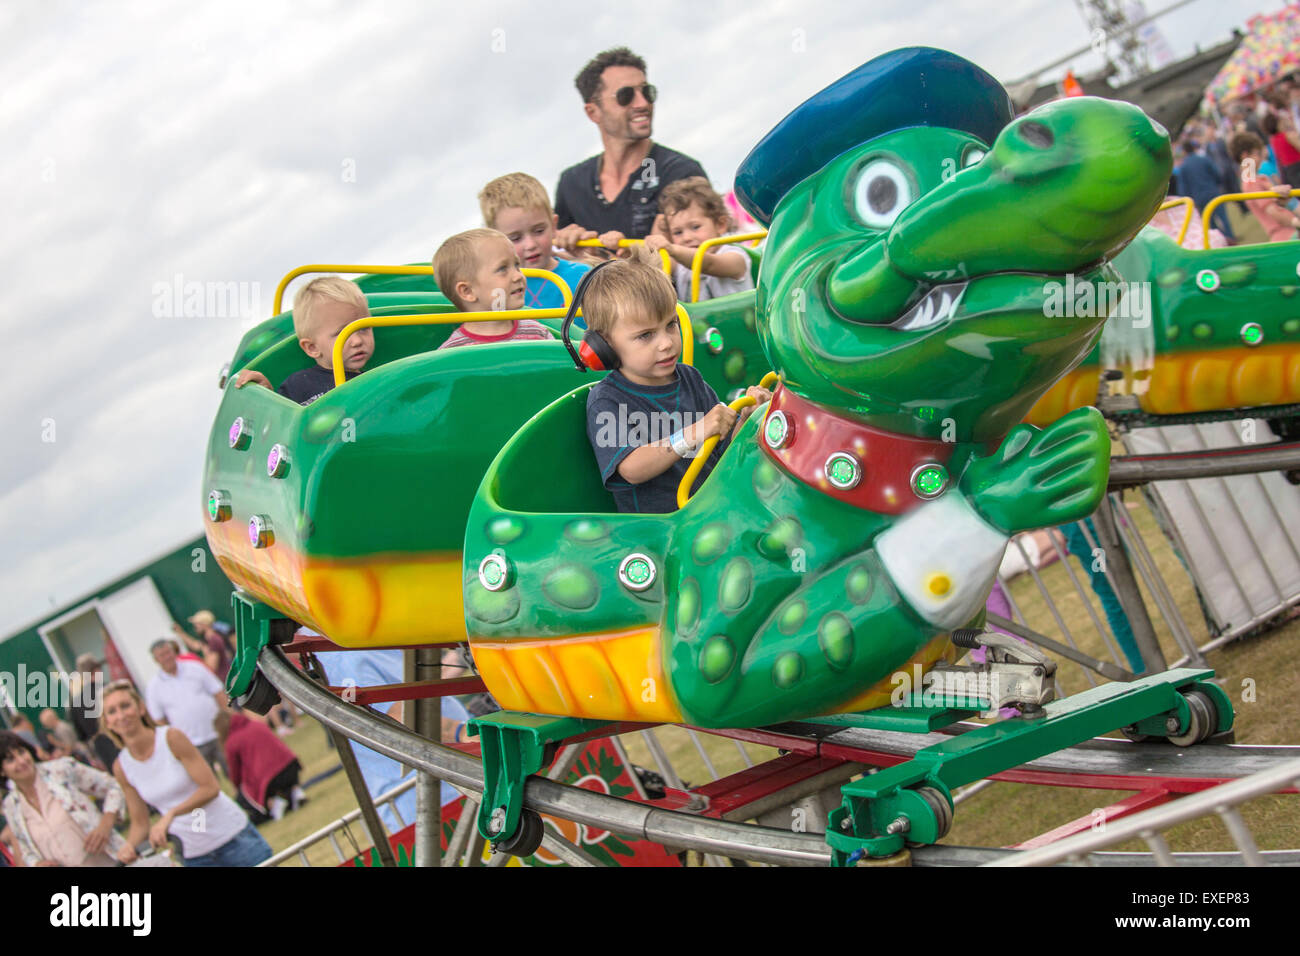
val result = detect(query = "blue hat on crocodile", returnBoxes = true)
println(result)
[735,47,1014,226]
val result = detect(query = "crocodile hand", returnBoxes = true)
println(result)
[960,406,1110,535]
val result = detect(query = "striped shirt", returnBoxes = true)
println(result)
[438,319,554,350]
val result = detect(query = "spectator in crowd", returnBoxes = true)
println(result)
[144,639,229,778]
[1262,110,1300,189]
[1230,131,1300,242]
[39,709,88,762]
[67,654,103,742]
[68,653,120,771]
[104,682,271,867]
[1174,131,1235,241]
[174,610,235,682]
[223,707,307,823]
[10,714,50,760]
[554,47,707,254]
[0,730,133,867]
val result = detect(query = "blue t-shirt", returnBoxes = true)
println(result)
[525,258,590,326]
[313,650,467,831]
[586,363,727,513]
[277,365,362,406]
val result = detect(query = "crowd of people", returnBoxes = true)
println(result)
[0,609,305,868]
[1171,73,1300,244]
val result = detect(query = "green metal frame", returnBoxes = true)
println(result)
[226,592,288,701]
[826,668,1232,866]
[468,711,613,846]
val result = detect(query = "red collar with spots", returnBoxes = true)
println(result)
[758,386,955,516]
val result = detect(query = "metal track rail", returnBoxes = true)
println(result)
[257,647,833,866]
[260,647,1300,866]
[915,846,1300,866]
[745,722,1300,790]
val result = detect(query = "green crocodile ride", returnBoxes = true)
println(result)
[461,48,1174,729]
[1027,223,1300,429]
[205,265,767,657]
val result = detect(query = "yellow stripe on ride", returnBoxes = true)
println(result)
[1024,344,1300,425]
[206,517,466,645]
[470,628,683,723]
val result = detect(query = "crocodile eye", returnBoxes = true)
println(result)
[962,147,986,168]
[851,159,913,229]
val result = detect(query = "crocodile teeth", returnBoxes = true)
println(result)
[893,282,968,332]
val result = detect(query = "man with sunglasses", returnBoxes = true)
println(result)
[555,48,708,253]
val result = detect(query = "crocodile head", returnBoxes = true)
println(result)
[737,48,1172,443]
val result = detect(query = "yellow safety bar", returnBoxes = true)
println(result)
[689,231,768,303]
[1201,189,1300,248]
[677,371,780,508]
[271,264,572,316]
[576,239,674,276]
[329,302,695,387]
[1156,197,1195,248]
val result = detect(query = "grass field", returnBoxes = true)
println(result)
[259,482,1300,865]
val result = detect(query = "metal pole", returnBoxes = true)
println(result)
[1091,494,1166,673]
[414,646,441,867]
[984,613,1135,681]
[1107,440,1300,487]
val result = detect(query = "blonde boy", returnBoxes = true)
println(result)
[235,276,373,405]
[583,256,769,513]
[478,173,591,310]
[434,228,554,350]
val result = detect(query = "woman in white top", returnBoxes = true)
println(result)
[102,682,271,867]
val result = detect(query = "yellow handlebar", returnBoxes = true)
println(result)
[676,371,779,508]
[576,239,673,276]
[327,299,697,387]
[272,264,572,316]
[329,309,566,386]
[676,305,695,368]
[1201,189,1300,248]
[689,231,767,303]
[1156,197,1195,248]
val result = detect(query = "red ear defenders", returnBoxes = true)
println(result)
[562,260,620,372]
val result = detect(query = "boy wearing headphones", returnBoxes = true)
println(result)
[582,257,770,513]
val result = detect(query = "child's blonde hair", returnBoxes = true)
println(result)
[433,228,511,311]
[581,254,678,337]
[292,276,368,340]
[479,173,553,228]
[99,681,156,748]
[658,176,733,229]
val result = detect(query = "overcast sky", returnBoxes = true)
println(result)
[0,0,1282,636]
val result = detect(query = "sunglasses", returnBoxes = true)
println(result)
[613,83,656,107]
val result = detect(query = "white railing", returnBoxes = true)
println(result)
[259,778,414,867]
[985,756,1300,866]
